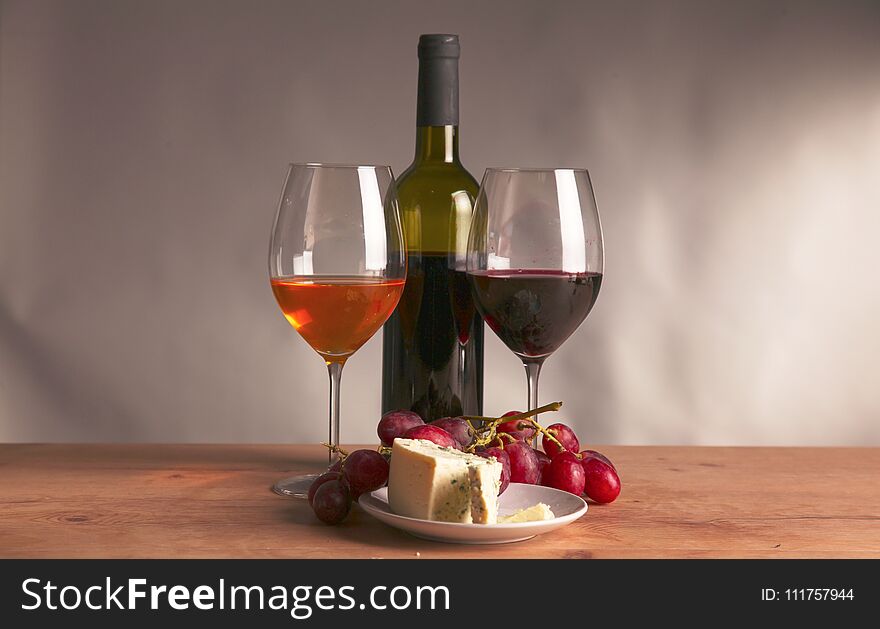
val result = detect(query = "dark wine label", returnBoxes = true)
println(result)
[382,253,483,421]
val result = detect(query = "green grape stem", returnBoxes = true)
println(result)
[461,401,566,453]
[320,442,350,460]
[515,417,566,453]
[462,401,562,425]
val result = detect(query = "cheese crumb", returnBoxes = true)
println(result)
[498,503,555,523]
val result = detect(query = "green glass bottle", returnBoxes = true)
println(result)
[381,34,484,421]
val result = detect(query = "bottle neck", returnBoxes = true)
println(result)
[415,38,459,164]
[413,125,460,164]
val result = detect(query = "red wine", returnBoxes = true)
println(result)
[468,269,602,359]
[383,253,484,419]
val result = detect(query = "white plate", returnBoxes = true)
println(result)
[358,483,588,544]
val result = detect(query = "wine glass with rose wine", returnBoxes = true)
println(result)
[269,164,406,497]
[466,168,603,430]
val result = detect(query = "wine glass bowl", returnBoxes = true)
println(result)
[270,276,405,363]
[466,168,603,412]
[467,269,601,361]
[269,163,406,497]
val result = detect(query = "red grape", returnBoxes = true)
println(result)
[311,480,352,524]
[543,451,586,495]
[378,410,425,446]
[328,459,343,472]
[478,447,511,495]
[582,456,621,504]
[533,449,551,485]
[403,424,459,449]
[342,449,389,497]
[504,441,540,484]
[580,449,616,471]
[542,423,580,457]
[497,411,537,443]
[307,471,343,506]
[431,417,474,449]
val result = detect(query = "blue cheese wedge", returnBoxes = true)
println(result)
[498,502,555,523]
[388,438,502,524]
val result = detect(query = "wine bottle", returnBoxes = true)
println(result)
[381,34,484,421]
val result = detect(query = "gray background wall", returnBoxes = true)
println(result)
[1,0,878,446]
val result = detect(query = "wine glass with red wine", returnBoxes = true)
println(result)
[466,168,603,426]
[269,164,406,497]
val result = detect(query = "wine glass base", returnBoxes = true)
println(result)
[272,474,321,498]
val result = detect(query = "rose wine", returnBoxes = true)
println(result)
[381,34,484,421]
[272,276,405,363]
[468,270,602,359]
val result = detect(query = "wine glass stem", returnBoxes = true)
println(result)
[327,361,343,464]
[458,342,467,411]
[524,360,543,445]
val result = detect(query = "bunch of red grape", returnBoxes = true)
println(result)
[308,402,621,525]
[377,406,621,504]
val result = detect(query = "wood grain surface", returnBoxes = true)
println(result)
[1,444,878,558]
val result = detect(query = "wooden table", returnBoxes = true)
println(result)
[1,445,878,558]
